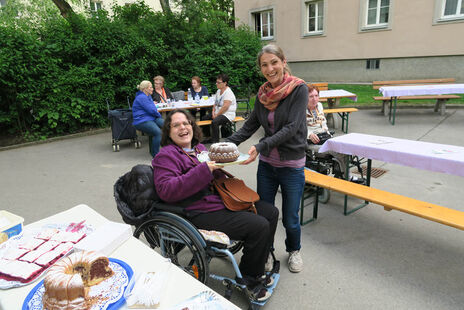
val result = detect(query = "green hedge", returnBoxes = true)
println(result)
[0,3,263,140]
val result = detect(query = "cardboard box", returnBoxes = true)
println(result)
[73,221,132,256]
[0,211,24,244]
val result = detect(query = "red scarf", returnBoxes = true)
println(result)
[257,73,305,111]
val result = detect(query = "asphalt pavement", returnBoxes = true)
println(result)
[1,107,464,309]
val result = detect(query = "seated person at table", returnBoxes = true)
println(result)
[152,109,278,302]
[132,80,164,158]
[201,73,237,143]
[306,85,363,183]
[152,75,174,103]
[191,76,209,98]
[191,76,209,119]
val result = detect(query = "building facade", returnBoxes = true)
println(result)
[234,0,464,82]
[88,0,161,14]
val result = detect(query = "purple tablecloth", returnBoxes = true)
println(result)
[319,133,464,177]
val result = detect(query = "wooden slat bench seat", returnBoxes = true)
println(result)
[196,116,245,132]
[324,108,358,134]
[301,169,464,230]
[372,78,458,117]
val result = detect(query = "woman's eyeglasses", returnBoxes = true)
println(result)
[171,121,192,129]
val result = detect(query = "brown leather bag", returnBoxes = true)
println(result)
[213,169,259,214]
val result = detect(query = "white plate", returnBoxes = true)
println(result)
[197,152,250,166]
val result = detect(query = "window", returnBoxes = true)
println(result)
[253,10,274,40]
[89,1,102,13]
[367,0,389,26]
[306,0,324,34]
[442,0,464,18]
[366,59,380,70]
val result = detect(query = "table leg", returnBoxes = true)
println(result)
[344,155,370,216]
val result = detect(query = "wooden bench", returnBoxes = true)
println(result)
[324,108,358,133]
[301,169,464,230]
[196,116,245,132]
[372,78,460,117]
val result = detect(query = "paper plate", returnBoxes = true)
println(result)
[197,152,250,166]
[22,258,133,310]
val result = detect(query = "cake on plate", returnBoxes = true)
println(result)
[208,142,240,163]
[42,251,114,310]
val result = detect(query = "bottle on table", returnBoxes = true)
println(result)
[187,88,193,102]
[194,94,200,104]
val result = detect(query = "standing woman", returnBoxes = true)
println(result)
[152,75,174,103]
[132,80,164,158]
[227,44,308,273]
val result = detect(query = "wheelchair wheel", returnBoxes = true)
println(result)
[318,188,330,204]
[133,215,210,283]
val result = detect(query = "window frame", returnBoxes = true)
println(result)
[434,0,464,23]
[359,0,393,32]
[303,0,326,36]
[250,6,275,41]
[89,0,102,13]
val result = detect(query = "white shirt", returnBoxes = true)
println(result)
[214,87,236,121]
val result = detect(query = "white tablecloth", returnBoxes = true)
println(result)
[0,205,239,310]
[319,133,464,177]
[379,84,464,97]
[157,97,214,112]
[320,89,357,101]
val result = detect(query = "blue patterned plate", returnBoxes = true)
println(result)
[22,258,133,310]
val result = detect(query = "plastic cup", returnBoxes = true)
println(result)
[202,96,208,100]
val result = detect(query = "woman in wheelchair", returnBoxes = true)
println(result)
[306,85,364,183]
[152,109,279,302]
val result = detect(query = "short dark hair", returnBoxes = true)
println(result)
[308,85,320,94]
[160,109,203,147]
[216,73,229,86]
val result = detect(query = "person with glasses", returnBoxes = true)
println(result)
[152,75,174,103]
[132,80,164,157]
[152,109,278,302]
[201,73,237,143]
[227,44,308,273]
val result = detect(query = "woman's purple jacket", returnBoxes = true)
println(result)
[152,144,226,213]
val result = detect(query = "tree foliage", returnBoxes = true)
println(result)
[0,1,262,141]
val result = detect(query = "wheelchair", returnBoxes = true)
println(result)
[114,169,280,310]
[305,136,365,204]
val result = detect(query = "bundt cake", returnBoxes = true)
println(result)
[208,142,240,163]
[42,251,114,310]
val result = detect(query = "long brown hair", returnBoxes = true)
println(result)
[160,109,203,147]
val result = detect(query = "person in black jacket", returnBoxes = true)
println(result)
[227,44,308,274]
[152,75,174,103]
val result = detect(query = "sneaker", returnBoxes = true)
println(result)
[288,250,303,273]
[246,285,271,302]
[264,253,273,272]
[349,175,365,184]
[260,274,274,288]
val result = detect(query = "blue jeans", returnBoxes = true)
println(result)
[257,160,305,252]
[134,118,164,157]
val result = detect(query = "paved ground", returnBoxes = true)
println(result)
[1,107,464,309]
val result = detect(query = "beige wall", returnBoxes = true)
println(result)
[234,0,464,62]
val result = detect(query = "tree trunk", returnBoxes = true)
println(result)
[51,0,74,19]
[159,0,172,14]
